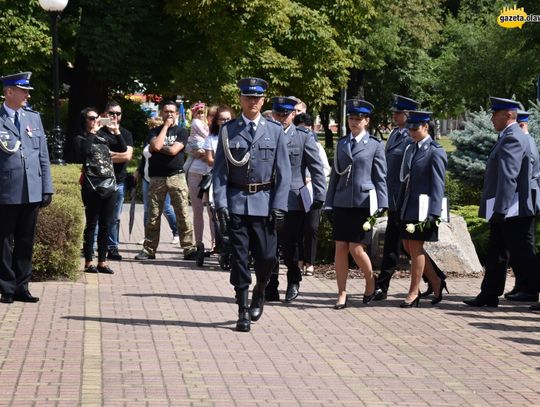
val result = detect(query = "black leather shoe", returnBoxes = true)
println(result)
[97,265,114,274]
[373,289,387,301]
[84,265,98,273]
[196,242,205,267]
[107,248,122,261]
[506,291,539,302]
[249,285,265,322]
[285,283,299,303]
[265,288,280,302]
[463,294,498,307]
[334,295,348,310]
[0,294,14,304]
[134,251,155,260]
[530,303,540,311]
[363,291,376,304]
[236,308,251,332]
[14,291,39,303]
[504,286,520,299]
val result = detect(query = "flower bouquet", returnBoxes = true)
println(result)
[405,216,441,234]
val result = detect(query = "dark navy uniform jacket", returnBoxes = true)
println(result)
[479,123,535,218]
[526,133,540,214]
[285,124,326,211]
[385,127,412,211]
[325,132,388,210]
[0,105,53,204]
[400,136,447,221]
[213,116,291,216]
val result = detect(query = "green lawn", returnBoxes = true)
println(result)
[437,136,455,152]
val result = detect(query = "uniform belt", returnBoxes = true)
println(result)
[228,181,273,193]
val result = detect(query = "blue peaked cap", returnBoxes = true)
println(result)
[489,96,520,111]
[346,99,374,115]
[237,77,268,96]
[406,110,432,128]
[271,96,297,113]
[0,71,33,90]
[517,110,530,122]
[391,94,419,111]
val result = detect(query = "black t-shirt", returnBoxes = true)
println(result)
[148,125,188,177]
[98,126,133,183]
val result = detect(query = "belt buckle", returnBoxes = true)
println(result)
[248,184,257,193]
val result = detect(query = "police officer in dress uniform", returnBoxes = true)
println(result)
[374,95,447,301]
[213,78,291,332]
[0,72,53,304]
[264,97,326,303]
[504,110,540,302]
[324,99,388,308]
[397,111,448,307]
[464,97,540,308]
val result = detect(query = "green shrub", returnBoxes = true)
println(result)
[33,164,84,280]
[316,217,334,264]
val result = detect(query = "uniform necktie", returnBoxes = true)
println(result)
[14,111,20,132]
[249,122,256,139]
[351,138,357,148]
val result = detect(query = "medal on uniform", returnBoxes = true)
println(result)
[26,126,33,137]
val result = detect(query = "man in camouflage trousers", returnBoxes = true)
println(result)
[135,101,195,260]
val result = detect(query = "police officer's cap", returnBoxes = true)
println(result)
[346,99,374,116]
[0,72,34,90]
[271,96,297,113]
[517,110,531,123]
[406,110,432,128]
[391,94,419,112]
[489,96,520,112]
[237,77,268,96]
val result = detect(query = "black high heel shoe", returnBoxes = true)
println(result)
[419,283,433,298]
[431,279,449,305]
[400,291,421,308]
[363,291,376,304]
[334,295,348,310]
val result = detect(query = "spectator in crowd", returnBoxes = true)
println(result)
[135,100,195,260]
[74,107,121,275]
[186,102,214,264]
[98,101,134,261]
[134,120,179,245]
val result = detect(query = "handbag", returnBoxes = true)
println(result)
[197,171,212,199]
[85,174,118,199]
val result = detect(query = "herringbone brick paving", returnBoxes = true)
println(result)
[0,204,538,406]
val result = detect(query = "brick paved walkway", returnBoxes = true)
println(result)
[0,205,539,406]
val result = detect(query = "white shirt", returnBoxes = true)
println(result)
[2,103,21,125]
[242,113,261,130]
[350,130,366,144]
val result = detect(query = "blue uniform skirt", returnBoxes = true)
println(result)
[332,207,372,244]
[399,219,439,242]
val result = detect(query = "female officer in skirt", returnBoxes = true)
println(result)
[325,100,388,309]
[398,110,448,307]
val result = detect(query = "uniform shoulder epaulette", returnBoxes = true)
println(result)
[22,106,38,114]
[337,135,348,141]
[430,139,442,148]
[266,118,282,127]
[295,126,309,134]
[369,135,382,143]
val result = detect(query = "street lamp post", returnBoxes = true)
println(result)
[39,0,69,165]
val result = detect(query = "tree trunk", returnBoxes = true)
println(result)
[320,107,334,149]
[64,50,108,162]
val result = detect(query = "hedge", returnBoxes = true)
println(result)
[33,164,84,281]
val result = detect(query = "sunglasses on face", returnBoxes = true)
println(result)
[87,116,98,120]
[217,117,231,122]
[107,111,122,116]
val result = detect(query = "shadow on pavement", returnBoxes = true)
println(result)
[446,311,540,321]
[62,315,237,330]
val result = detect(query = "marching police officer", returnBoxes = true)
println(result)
[465,97,540,307]
[213,78,291,332]
[0,72,53,304]
[264,96,326,303]
[325,99,388,308]
[374,95,418,300]
[504,110,540,302]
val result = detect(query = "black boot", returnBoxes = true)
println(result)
[235,289,251,332]
[250,284,265,322]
